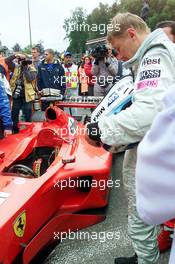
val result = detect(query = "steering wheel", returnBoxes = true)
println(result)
[8,164,35,178]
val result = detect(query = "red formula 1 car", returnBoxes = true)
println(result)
[0,100,112,264]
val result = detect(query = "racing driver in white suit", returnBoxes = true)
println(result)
[86,12,175,264]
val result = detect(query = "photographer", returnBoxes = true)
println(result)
[91,44,121,96]
[10,55,37,133]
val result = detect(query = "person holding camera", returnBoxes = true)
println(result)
[91,44,121,96]
[10,54,37,134]
[0,52,22,98]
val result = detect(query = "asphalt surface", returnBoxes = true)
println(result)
[44,153,170,264]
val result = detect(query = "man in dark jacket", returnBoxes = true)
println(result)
[156,20,175,43]
[37,49,66,110]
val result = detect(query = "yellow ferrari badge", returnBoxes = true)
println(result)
[13,211,26,237]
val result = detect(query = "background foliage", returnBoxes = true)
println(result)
[63,0,175,53]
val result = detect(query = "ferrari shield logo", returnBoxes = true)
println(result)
[13,211,26,237]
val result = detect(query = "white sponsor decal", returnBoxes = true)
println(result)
[0,198,6,205]
[91,75,134,123]
[0,192,11,198]
[13,178,26,185]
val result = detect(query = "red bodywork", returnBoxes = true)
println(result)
[0,106,112,264]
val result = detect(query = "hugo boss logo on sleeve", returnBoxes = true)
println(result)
[139,69,161,81]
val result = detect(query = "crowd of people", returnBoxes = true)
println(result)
[0,43,123,136]
[1,9,175,264]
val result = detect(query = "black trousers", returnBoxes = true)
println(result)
[88,84,94,96]
[12,97,33,133]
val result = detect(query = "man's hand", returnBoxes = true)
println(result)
[4,129,12,137]
[85,130,100,147]
[38,90,44,96]
[15,53,26,60]
[85,122,101,147]
[104,56,111,67]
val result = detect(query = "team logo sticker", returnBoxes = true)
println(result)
[137,79,159,90]
[141,57,161,67]
[108,92,119,107]
[139,70,161,81]
[13,211,26,237]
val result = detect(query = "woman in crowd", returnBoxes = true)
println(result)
[78,60,88,96]
[84,56,94,96]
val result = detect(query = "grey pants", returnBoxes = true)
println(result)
[94,83,112,97]
[123,147,159,264]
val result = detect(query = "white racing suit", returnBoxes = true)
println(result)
[98,29,175,264]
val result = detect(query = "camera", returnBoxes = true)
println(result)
[91,45,108,59]
[18,58,32,67]
[13,79,24,99]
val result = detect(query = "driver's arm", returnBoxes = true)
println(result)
[98,49,175,147]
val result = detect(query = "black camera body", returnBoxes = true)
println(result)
[18,58,32,67]
[91,45,108,59]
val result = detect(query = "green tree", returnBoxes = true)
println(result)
[147,0,175,30]
[63,0,175,55]
[108,1,121,19]
[118,0,142,15]
[86,3,111,39]
[23,45,32,55]
[63,7,88,54]
[118,0,175,30]
[12,43,22,52]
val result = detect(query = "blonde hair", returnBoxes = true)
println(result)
[107,12,150,41]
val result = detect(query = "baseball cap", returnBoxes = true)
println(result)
[64,51,72,57]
